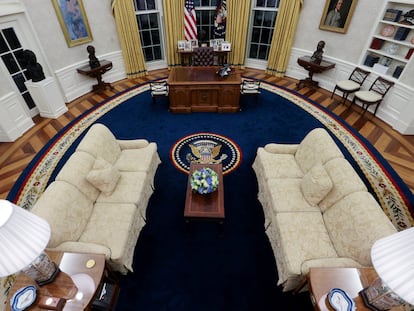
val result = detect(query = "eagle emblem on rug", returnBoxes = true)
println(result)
[170,132,242,175]
[186,140,228,164]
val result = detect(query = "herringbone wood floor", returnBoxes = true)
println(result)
[1,68,413,200]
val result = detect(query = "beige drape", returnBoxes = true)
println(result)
[226,1,251,68]
[111,0,147,78]
[163,0,185,67]
[266,0,303,77]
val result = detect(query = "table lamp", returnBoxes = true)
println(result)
[0,199,59,285]
[360,227,414,310]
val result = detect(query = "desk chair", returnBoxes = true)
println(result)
[192,47,214,66]
[150,81,169,105]
[352,76,394,116]
[331,67,370,104]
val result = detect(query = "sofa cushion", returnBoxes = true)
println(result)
[79,203,141,268]
[319,158,368,212]
[301,163,333,206]
[115,143,159,172]
[55,151,100,202]
[323,191,397,266]
[87,157,121,195]
[31,181,94,248]
[295,128,344,174]
[272,212,338,289]
[76,123,121,164]
[266,178,320,213]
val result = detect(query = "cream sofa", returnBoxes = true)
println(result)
[252,128,397,292]
[31,123,161,274]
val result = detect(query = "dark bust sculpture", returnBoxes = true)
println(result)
[23,50,45,82]
[87,45,101,69]
[310,40,325,64]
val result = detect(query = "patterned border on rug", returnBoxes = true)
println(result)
[8,81,413,230]
[170,132,242,175]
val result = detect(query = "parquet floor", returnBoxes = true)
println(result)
[1,68,413,200]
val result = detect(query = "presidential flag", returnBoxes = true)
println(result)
[214,0,226,39]
[184,0,197,41]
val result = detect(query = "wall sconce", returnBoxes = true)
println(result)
[360,227,414,310]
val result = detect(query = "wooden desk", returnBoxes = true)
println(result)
[5,250,117,311]
[297,56,335,90]
[308,267,404,311]
[177,49,230,66]
[184,163,224,222]
[77,60,113,93]
[168,66,241,113]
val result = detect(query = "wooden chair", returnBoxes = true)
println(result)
[331,67,370,104]
[240,79,261,107]
[192,47,214,66]
[150,81,169,105]
[352,76,394,116]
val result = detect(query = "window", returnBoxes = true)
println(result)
[248,0,279,61]
[0,27,35,110]
[195,0,216,42]
[134,0,163,62]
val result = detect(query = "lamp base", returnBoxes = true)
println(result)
[36,262,60,286]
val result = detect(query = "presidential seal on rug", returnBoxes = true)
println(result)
[170,132,242,175]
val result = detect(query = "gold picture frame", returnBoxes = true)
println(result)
[52,0,93,47]
[319,0,358,34]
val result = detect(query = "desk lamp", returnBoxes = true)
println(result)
[0,199,59,285]
[360,227,414,310]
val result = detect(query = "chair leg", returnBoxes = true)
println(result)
[330,86,337,99]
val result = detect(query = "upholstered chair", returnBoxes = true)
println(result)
[192,47,214,66]
[150,81,169,105]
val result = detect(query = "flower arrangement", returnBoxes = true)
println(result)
[190,167,219,194]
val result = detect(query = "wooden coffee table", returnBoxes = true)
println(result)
[184,163,224,225]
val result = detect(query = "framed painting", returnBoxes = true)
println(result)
[319,0,358,34]
[52,0,93,47]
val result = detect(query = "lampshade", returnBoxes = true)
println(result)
[0,199,51,277]
[371,227,414,305]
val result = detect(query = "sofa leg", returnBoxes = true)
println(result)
[293,276,308,295]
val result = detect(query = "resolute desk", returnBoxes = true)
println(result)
[168,67,241,113]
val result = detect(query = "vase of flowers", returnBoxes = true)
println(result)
[190,167,219,194]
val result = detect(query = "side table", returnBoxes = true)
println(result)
[6,250,119,311]
[308,267,404,311]
[296,56,335,90]
[77,60,113,93]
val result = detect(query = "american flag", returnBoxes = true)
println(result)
[184,0,197,41]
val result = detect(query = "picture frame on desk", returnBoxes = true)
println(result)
[177,40,186,50]
[184,41,192,51]
[221,42,231,51]
[216,38,224,49]
[190,39,198,50]
[319,0,358,34]
[210,39,218,51]
[51,0,93,47]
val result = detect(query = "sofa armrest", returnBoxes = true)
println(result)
[117,139,149,150]
[53,241,111,260]
[264,143,299,154]
[301,257,363,276]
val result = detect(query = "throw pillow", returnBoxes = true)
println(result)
[86,157,120,195]
[300,163,333,206]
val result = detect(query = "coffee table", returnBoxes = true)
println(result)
[308,267,404,311]
[184,163,224,225]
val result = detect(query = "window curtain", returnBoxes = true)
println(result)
[163,0,184,67]
[226,0,251,68]
[111,0,147,78]
[266,0,303,77]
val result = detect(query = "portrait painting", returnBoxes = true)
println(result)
[319,0,358,33]
[52,0,93,47]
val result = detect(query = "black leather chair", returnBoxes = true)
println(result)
[192,47,214,66]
